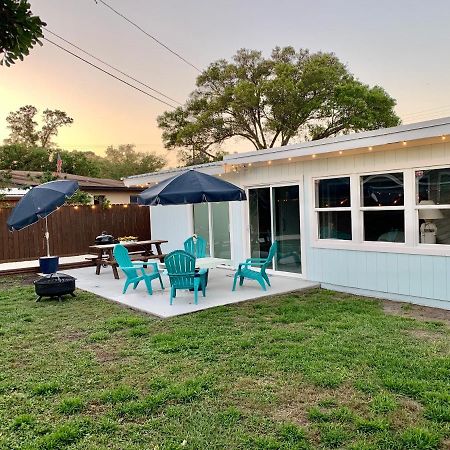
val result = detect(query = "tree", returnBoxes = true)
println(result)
[158,47,401,164]
[100,144,166,179]
[39,110,74,148]
[0,0,46,66]
[5,105,74,149]
[0,144,50,170]
[55,150,101,178]
[0,170,12,203]
[66,190,93,205]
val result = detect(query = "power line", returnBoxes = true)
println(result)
[43,37,177,108]
[45,28,182,106]
[94,0,201,72]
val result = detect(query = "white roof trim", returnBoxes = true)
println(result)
[224,116,450,164]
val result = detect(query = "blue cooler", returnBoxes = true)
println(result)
[39,256,59,274]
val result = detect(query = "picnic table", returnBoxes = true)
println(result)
[88,240,167,279]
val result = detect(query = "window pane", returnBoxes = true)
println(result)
[416,168,450,205]
[193,203,210,255]
[273,185,301,273]
[364,211,404,242]
[418,207,450,244]
[361,173,404,207]
[249,188,272,261]
[318,211,352,240]
[211,202,231,259]
[316,177,351,208]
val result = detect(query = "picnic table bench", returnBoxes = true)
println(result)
[88,240,167,279]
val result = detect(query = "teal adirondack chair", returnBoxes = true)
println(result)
[113,244,164,295]
[232,241,278,291]
[165,250,207,305]
[184,235,207,257]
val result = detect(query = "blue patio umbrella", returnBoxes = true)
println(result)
[7,180,79,256]
[138,170,246,206]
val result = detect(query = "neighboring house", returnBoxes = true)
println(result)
[0,171,144,205]
[125,117,450,310]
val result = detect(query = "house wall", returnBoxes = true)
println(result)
[222,141,450,309]
[150,204,193,254]
[83,191,140,204]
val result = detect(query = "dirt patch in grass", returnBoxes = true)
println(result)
[382,300,450,326]
[405,328,444,342]
[91,344,120,363]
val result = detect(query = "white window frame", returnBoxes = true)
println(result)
[414,165,450,249]
[359,170,406,245]
[312,165,450,256]
[313,175,353,242]
[192,202,232,259]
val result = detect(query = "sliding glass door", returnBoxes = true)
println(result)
[193,202,231,259]
[249,185,302,274]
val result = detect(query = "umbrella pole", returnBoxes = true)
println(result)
[45,217,50,257]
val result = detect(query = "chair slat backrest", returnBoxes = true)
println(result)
[165,250,197,289]
[113,244,138,279]
[184,236,207,258]
[262,241,278,270]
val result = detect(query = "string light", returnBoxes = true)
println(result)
[123,204,128,208]
[288,157,292,161]
[402,141,407,146]
[74,205,79,210]
[442,136,446,140]
[339,151,343,155]
[268,161,272,165]
[248,163,252,166]
[368,146,373,151]
[312,154,316,158]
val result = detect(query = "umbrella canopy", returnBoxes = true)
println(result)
[7,180,79,231]
[138,170,246,206]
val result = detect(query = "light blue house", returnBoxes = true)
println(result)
[125,118,450,310]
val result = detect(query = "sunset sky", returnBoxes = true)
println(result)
[1,0,450,167]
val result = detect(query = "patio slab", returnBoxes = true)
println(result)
[64,266,319,318]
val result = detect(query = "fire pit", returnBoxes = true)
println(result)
[34,274,76,302]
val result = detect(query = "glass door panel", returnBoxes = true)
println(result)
[249,188,272,261]
[211,202,231,258]
[273,185,301,273]
[193,203,210,255]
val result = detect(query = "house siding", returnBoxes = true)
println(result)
[222,142,450,309]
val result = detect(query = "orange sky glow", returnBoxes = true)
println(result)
[1,0,450,168]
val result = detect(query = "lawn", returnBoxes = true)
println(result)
[0,276,449,450]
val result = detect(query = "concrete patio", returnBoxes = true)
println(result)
[65,266,319,318]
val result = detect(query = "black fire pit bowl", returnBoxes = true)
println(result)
[34,274,76,302]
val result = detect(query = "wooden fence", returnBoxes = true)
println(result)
[0,204,151,263]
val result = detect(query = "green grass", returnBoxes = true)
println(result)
[0,278,449,449]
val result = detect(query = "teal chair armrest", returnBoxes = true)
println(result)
[245,257,266,263]
[239,261,265,269]
[197,268,208,276]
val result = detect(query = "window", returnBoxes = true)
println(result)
[94,195,106,205]
[416,168,450,245]
[193,202,231,258]
[315,177,352,240]
[361,173,404,242]
[249,185,301,273]
[129,195,138,204]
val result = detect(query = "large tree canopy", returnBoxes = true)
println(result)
[5,105,74,149]
[158,47,401,165]
[0,0,46,66]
